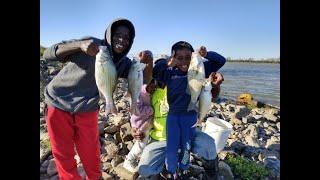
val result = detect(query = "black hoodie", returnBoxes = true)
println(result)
[43,18,135,113]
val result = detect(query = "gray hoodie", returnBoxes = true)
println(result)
[43,18,135,113]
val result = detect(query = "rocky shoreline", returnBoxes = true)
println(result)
[40,59,280,180]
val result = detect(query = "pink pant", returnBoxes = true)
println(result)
[46,105,101,180]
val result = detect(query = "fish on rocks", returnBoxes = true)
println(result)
[187,52,207,111]
[199,79,212,121]
[95,46,118,116]
[127,58,146,115]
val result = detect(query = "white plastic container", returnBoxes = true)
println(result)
[202,116,233,153]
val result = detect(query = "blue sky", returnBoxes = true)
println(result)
[40,0,279,59]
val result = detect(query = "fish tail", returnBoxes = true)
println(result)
[187,102,198,112]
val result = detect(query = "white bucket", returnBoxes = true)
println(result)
[202,116,233,153]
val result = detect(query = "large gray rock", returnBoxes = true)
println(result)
[218,161,234,180]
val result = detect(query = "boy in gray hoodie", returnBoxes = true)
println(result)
[43,18,135,180]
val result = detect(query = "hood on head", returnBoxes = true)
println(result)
[104,18,135,60]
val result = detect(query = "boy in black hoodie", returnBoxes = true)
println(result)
[43,18,135,180]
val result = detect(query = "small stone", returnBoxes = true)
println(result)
[105,142,119,158]
[47,159,57,176]
[102,162,113,171]
[234,106,251,119]
[120,123,133,142]
[116,101,127,111]
[114,132,122,144]
[42,160,49,167]
[226,104,236,112]
[101,171,113,180]
[242,117,248,124]
[264,114,278,122]
[114,163,139,180]
[77,166,86,179]
[245,136,261,148]
[118,143,130,156]
[125,141,134,150]
[40,166,47,174]
[218,150,238,160]
[263,122,269,128]
[49,175,59,180]
[231,117,242,125]
[104,125,120,135]
[268,126,278,134]
[98,121,106,135]
[276,122,280,131]
[111,155,124,168]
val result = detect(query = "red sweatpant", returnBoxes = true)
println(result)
[46,105,101,180]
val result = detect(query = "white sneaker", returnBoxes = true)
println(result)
[123,156,138,173]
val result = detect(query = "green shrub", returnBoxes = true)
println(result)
[225,154,269,180]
